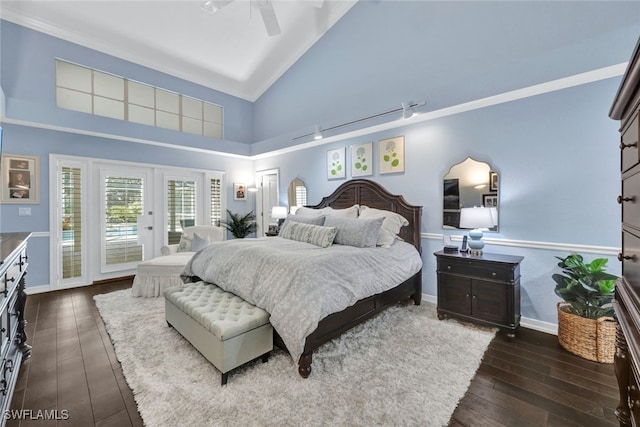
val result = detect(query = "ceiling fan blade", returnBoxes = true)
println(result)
[258,1,281,36]
[309,0,325,8]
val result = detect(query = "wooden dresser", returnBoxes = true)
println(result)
[610,37,640,427]
[434,250,523,338]
[0,233,31,424]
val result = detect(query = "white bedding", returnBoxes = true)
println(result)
[181,237,423,362]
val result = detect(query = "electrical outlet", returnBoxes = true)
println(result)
[18,207,31,216]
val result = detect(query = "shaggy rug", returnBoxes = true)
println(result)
[94,290,495,427]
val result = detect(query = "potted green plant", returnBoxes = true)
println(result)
[221,209,257,238]
[552,253,619,363]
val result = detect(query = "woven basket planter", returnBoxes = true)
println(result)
[557,302,616,363]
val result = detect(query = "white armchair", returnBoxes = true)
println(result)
[161,225,225,255]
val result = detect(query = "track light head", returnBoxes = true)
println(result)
[314,125,323,140]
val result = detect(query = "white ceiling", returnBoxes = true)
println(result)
[0,0,357,101]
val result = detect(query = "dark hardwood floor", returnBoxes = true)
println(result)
[5,279,620,426]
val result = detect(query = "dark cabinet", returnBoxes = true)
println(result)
[434,250,523,337]
[0,233,31,425]
[610,36,640,427]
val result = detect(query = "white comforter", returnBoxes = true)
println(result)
[181,237,423,362]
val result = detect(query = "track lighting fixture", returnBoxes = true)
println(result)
[293,100,426,141]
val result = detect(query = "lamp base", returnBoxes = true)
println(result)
[467,229,485,256]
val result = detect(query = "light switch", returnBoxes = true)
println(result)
[18,207,31,216]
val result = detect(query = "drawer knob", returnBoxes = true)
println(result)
[447,265,451,270]
[618,253,636,262]
[621,141,638,150]
[617,195,636,204]
[492,272,497,277]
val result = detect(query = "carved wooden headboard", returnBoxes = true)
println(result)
[309,179,422,254]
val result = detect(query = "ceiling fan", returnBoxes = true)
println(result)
[201,0,324,37]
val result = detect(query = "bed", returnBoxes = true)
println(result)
[181,179,423,378]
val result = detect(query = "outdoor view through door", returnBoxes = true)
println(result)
[104,175,143,267]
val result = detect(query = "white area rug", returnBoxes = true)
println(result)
[94,290,495,427]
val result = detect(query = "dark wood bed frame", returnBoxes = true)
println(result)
[273,179,423,378]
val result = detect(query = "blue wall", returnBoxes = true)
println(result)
[2,1,639,330]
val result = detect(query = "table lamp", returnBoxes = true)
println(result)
[459,207,495,256]
[271,206,288,230]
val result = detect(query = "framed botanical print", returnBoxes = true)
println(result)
[1,154,39,203]
[378,136,405,174]
[327,147,346,180]
[350,142,373,177]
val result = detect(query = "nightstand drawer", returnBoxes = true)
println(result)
[437,259,514,282]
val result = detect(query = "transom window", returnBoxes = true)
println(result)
[55,59,223,139]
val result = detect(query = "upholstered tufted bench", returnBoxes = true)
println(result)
[164,281,273,385]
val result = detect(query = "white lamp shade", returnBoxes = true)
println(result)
[459,207,494,230]
[271,206,288,220]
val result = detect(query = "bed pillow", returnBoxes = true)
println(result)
[279,214,326,235]
[323,204,359,219]
[177,232,193,252]
[295,206,325,217]
[358,206,409,248]
[323,216,384,248]
[279,222,338,248]
[190,233,210,252]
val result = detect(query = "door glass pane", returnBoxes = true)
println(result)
[210,178,221,227]
[167,180,196,244]
[62,167,82,279]
[104,176,143,265]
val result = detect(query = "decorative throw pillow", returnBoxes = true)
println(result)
[190,233,210,252]
[177,232,193,252]
[279,222,338,248]
[358,206,409,248]
[324,216,384,248]
[279,214,326,235]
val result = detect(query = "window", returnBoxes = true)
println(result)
[210,177,222,227]
[104,175,143,265]
[61,166,82,279]
[167,180,196,244]
[55,59,224,138]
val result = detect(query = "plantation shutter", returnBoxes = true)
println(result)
[104,176,143,265]
[61,166,82,279]
[210,177,221,227]
[167,179,196,244]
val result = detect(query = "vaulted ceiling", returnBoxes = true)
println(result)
[0,0,356,102]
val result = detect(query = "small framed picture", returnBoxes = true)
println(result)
[483,193,498,208]
[350,142,373,177]
[489,171,499,191]
[234,183,247,200]
[378,136,405,174]
[1,154,39,204]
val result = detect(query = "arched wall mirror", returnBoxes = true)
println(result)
[287,178,307,212]
[443,157,499,231]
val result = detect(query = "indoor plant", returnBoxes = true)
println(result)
[221,209,257,238]
[552,253,619,363]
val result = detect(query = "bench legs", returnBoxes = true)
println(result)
[221,351,271,386]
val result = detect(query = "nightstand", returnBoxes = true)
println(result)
[434,250,523,338]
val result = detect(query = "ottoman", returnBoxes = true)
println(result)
[164,281,273,385]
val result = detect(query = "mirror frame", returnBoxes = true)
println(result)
[442,157,499,232]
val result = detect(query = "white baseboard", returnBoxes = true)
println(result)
[25,285,52,295]
[422,293,558,336]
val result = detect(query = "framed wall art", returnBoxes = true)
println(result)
[327,147,346,180]
[1,154,39,203]
[234,183,248,200]
[378,136,405,174]
[483,193,498,208]
[350,142,373,177]
[490,171,499,191]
